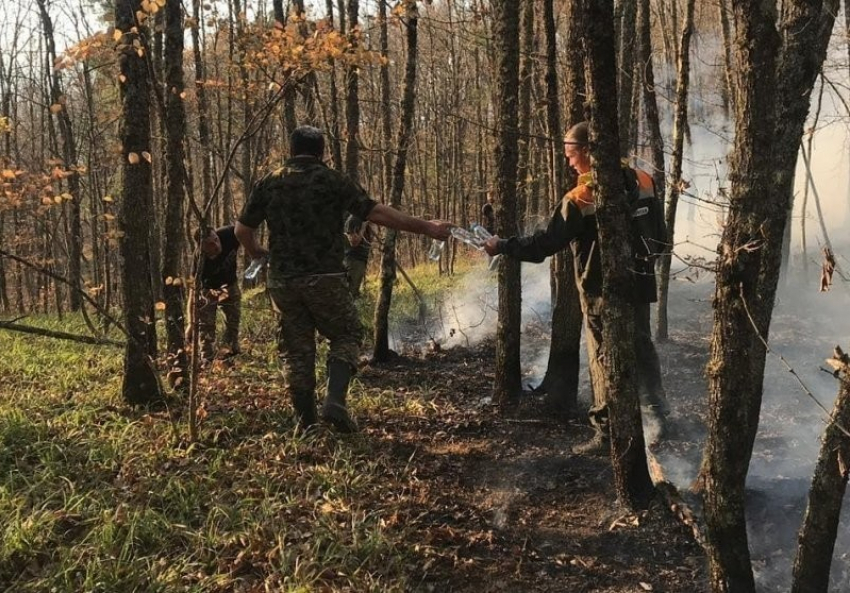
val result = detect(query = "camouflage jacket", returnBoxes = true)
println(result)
[239,156,377,280]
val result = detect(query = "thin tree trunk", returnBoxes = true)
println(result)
[344,0,361,181]
[325,0,344,170]
[516,0,534,221]
[656,0,694,341]
[784,76,823,282]
[372,2,418,362]
[492,0,523,404]
[116,0,163,406]
[36,0,83,312]
[162,0,188,383]
[192,0,213,217]
[638,0,665,199]
[378,0,393,199]
[540,0,582,415]
[701,0,837,589]
[718,0,735,112]
[791,349,850,593]
[581,0,655,510]
[616,0,637,158]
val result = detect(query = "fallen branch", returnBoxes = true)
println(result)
[0,320,124,347]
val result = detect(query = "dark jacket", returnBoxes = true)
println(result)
[497,168,666,303]
[201,225,239,289]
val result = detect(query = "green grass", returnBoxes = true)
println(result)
[0,259,473,592]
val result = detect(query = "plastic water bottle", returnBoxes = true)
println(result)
[470,222,500,270]
[243,256,267,281]
[428,240,445,261]
[450,226,484,249]
[470,222,492,242]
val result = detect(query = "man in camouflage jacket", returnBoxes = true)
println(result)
[236,126,451,432]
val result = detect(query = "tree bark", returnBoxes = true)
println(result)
[378,0,393,200]
[718,0,735,113]
[36,0,83,312]
[701,0,837,589]
[540,0,582,415]
[372,2,418,363]
[344,0,361,181]
[516,0,534,220]
[116,0,163,406]
[163,0,188,383]
[791,350,850,593]
[616,0,637,158]
[581,0,655,510]
[656,0,694,341]
[324,0,344,170]
[191,0,213,217]
[637,0,665,202]
[492,0,523,404]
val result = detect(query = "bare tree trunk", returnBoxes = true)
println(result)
[492,0,523,404]
[344,0,361,181]
[581,0,655,510]
[616,0,637,158]
[637,0,665,197]
[378,0,393,199]
[36,0,83,312]
[791,349,850,593]
[656,0,694,341]
[293,0,318,124]
[784,76,823,282]
[372,2,418,362]
[516,0,534,220]
[163,0,188,383]
[325,0,344,170]
[116,0,163,406]
[701,0,837,589]
[540,0,582,415]
[718,0,735,112]
[232,0,253,214]
[192,0,213,215]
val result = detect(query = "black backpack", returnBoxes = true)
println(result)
[623,167,667,264]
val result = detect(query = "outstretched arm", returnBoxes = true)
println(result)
[366,203,452,241]
[483,202,582,263]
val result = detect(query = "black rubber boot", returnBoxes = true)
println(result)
[321,359,358,433]
[292,391,318,430]
[572,430,610,456]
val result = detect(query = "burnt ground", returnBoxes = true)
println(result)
[357,338,707,593]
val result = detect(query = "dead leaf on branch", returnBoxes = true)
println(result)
[820,247,836,292]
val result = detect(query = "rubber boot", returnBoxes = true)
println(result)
[321,359,358,433]
[292,391,318,430]
[572,429,610,456]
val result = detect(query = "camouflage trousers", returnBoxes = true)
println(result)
[267,273,362,398]
[585,299,669,434]
[344,256,367,297]
[198,282,241,359]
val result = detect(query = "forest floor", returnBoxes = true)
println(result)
[348,337,708,592]
[18,258,850,591]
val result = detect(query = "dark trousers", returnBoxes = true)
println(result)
[586,301,669,434]
[198,282,241,359]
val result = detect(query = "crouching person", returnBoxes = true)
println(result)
[196,225,242,360]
